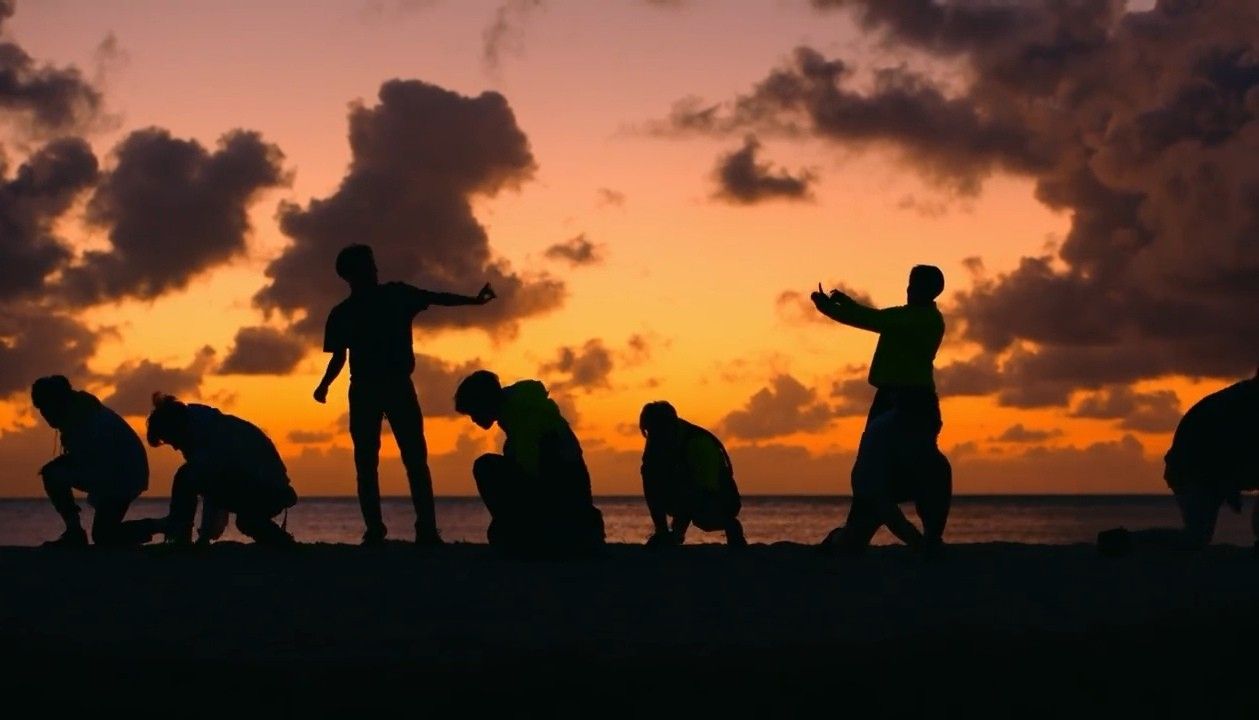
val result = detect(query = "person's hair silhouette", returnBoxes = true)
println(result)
[1099,369,1259,555]
[455,370,605,556]
[147,393,297,546]
[314,243,496,546]
[30,375,159,547]
[811,265,952,554]
[639,401,745,548]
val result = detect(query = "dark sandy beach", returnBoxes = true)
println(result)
[3,542,1257,717]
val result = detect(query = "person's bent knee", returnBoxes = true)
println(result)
[473,453,507,482]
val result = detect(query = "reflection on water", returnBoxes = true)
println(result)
[1,495,1253,547]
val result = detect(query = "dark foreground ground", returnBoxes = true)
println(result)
[3,542,1258,717]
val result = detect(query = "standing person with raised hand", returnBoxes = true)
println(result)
[30,375,161,547]
[811,265,952,554]
[314,243,496,546]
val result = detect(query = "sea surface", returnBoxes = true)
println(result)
[0,495,1253,547]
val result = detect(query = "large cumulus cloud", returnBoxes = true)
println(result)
[668,0,1259,403]
[254,79,564,339]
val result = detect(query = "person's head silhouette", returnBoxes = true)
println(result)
[639,401,680,439]
[31,375,75,429]
[455,370,504,429]
[146,393,192,451]
[336,244,379,290]
[907,265,945,305]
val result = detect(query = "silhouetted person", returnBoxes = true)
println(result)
[639,401,746,548]
[30,375,160,547]
[147,394,297,546]
[1098,370,1259,555]
[314,243,495,546]
[811,266,952,553]
[455,370,605,555]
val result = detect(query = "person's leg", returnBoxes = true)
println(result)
[474,453,524,548]
[89,497,161,547]
[914,451,952,543]
[165,464,202,544]
[384,379,439,542]
[1122,485,1221,550]
[40,457,86,544]
[349,382,387,542]
[235,513,295,545]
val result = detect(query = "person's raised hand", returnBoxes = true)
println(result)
[810,282,830,307]
[476,282,497,305]
[313,384,329,404]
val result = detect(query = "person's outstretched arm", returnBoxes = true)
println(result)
[313,350,346,404]
[810,283,885,333]
[422,283,497,307]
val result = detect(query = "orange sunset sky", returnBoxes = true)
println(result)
[2,0,1255,496]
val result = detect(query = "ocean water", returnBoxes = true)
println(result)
[0,495,1253,547]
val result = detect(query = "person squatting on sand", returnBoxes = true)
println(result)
[1099,368,1259,555]
[314,243,496,546]
[639,401,746,548]
[455,370,605,556]
[30,376,162,548]
[811,265,952,554]
[147,394,297,546]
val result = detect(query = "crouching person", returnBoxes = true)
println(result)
[639,401,745,548]
[454,371,604,556]
[146,394,297,546]
[31,375,161,547]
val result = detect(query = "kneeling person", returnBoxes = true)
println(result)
[455,371,604,555]
[147,394,297,545]
[639,401,745,548]
[31,375,160,547]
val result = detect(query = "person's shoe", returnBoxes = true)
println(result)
[361,526,388,546]
[42,527,88,548]
[1097,527,1133,557]
[414,528,445,547]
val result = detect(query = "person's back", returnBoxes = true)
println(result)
[183,404,290,493]
[326,282,429,384]
[499,379,592,506]
[865,303,945,390]
[58,389,149,502]
[1165,377,1259,493]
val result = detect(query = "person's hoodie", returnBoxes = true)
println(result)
[497,380,583,482]
[180,404,290,492]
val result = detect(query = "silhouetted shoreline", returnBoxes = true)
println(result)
[2,542,1257,716]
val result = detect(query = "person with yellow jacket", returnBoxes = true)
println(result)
[811,265,952,553]
[639,401,745,548]
[455,370,605,554]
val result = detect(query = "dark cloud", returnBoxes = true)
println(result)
[219,326,308,375]
[413,353,484,416]
[0,309,98,397]
[482,0,544,73]
[544,233,604,266]
[990,423,1064,443]
[288,429,335,444]
[254,79,563,340]
[104,346,216,416]
[57,128,288,305]
[1071,385,1182,433]
[0,137,98,303]
[671,1,1259,391]
[719,374,835,440]
[935,354,1001,397]
[539,339,614,393]
[712,135,814,204]
[0,0,104,136]
[596,187,626,207]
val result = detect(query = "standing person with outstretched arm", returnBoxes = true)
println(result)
[811,265,952,554]
[314,243,495,546]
